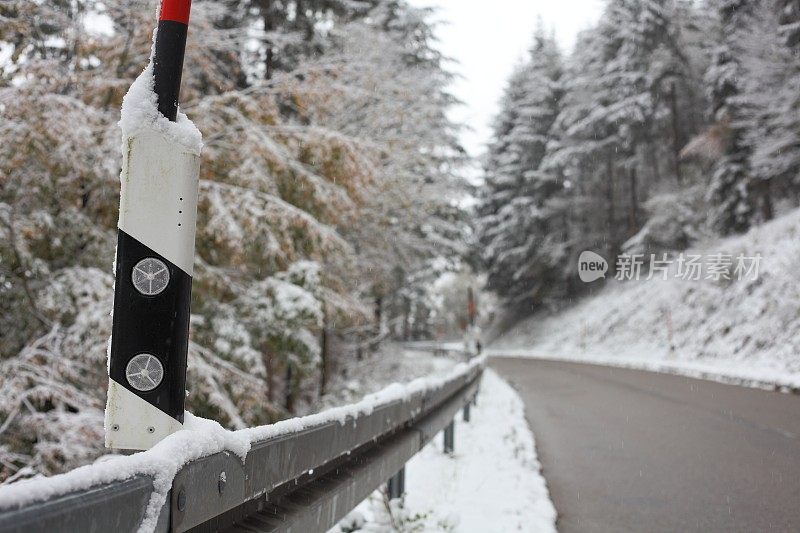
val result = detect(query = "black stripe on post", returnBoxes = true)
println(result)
[110,230,191,422]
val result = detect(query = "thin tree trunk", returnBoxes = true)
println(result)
[605,154,617,252]
[467,287,476,327]
[646,138,661,184]
[264,349,274,404]
[562,208,575,297]
[760,179,774,221]
[319,310,328,397]
[669,82,683,184]
[628,165,639,233]
[284,364,294,413]
[261,0,274,80]
[402,296,410,341]
[371,294,382,352]
[375,295,382,331]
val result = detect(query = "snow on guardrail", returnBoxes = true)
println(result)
[0,355,485,533]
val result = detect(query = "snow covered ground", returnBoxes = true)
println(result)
[491,207,800,391]
[331,369,557,533]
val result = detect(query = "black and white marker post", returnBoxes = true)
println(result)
[105,0,198,450]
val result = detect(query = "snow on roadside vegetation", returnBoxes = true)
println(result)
[0,355,484,533]
[315,344,457,412]
[331,369,557,533]
[492,207,800,391]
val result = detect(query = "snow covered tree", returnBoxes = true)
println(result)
[542,1,691,260]
[474,0,798,326]
[703,0,762,233]
[480,0,718,309]
[737,1,800,209]
[476,29,566,307]
[0,0,465,481]
[291,4,469,336]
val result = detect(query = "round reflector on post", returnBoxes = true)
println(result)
[132,257,170,295]
[125,353,165,392]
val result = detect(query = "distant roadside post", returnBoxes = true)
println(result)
[105,0,198,450]
[466,286,481,355]
[467,287,476,328]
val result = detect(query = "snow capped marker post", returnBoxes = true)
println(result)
[105,0,200,450]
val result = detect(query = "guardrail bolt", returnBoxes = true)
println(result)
[444,420,455,454]
[177,488,186,512]
[218,471,226,494]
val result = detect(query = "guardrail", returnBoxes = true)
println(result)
[0,346,483,533]
[404,341,474,359]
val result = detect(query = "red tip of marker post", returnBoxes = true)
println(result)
[159,0,192,25]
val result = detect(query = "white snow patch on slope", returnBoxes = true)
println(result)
[491,207,800,391]
[0,357,485,533]
[331,369,557,533]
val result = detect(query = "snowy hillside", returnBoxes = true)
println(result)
[491,207,800,390]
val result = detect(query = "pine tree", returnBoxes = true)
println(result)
[540,29,613,274]
[477,29,565,307]
[704,0,760,233]
[738,1,800,209]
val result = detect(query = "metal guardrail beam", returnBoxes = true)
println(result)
[172,365,481,532]
[403,341,475,360]
[0,476,168,533]
[218,378,480,533]
[0,346,481,533]
[226,428,420,532]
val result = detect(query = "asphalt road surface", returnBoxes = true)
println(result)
[490,357,800,533]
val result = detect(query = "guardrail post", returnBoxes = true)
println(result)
[387,466,405,500]
[443,420,455,454]
[463,403,471,422]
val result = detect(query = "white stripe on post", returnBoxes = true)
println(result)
[117,130,200,276]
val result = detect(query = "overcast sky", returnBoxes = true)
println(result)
[407,0,605,163]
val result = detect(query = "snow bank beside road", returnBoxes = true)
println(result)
[333,369,557,532]
[492,208,800,391]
